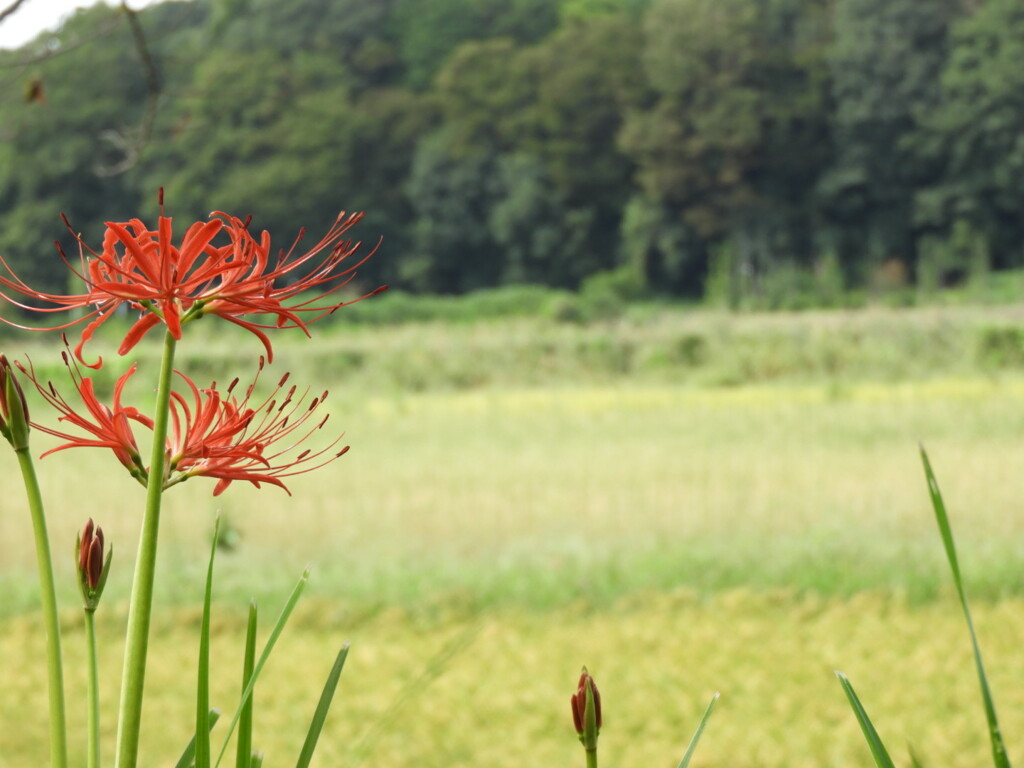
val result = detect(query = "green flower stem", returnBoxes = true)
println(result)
[85,609,100,768]
[586,749,597,768]
[114,330,177,768]
[15,446,68,768]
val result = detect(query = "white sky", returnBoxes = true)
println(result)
[0,0,162,49]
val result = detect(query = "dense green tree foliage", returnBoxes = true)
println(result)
[919,0,1024,270]
[0,0,1018,302]
[822,0,961,285]
[621,0,831,294]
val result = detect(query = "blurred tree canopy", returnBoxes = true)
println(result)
[0,0,1016,300]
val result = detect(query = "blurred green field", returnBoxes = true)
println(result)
[2,591,1024,768]
[2,303,1024,765]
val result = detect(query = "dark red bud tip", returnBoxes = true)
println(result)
[158,187,164,206]
[78,519,94,574]
[87,536,103,589]
[571,669,601,747]
[571,695,583,735]
[78,519,105,589]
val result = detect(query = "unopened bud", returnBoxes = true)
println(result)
[571,667,601,752]
[0,356,30,450]
[76,518,112,611]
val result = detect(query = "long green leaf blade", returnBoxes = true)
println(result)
[836,672,896,768]
[345,626,476,768]
[921,447,1011,768]
[235,600,258,768]
[675,691,719,768]
[196,518,220,768]
[173,709,221,768]
[214,568,310,768]
[295,644,350,768]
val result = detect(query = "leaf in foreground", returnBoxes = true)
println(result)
[195,518,220,768]
[295,643,350,768]
[676,691,719,768]
[214,568,310,768]
[835,671,896,768]
[920,447,1011,768]
[236,600,258,768]
[173,710,221,768]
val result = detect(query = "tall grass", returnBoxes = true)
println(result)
[10,301,1024,395]
[2,376,1024,617]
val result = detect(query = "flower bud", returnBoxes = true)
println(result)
[571,667,601,752]
[0,355,30,450]
[76,518,112,611]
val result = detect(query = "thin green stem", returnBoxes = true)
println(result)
[16,446,68,768]
[114,330,177,768]
[586,749,598,768]
[85,609,100,768]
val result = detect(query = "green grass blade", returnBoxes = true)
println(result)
[345,626,477,768]
[195,518,220,768]
[249,754,264,768]
[675,691,719,768]
[295,643,351,768]
[920,447,1011,768]
[909,743,925,768]
[836,672,896,768]
[235,600,258,768]
[173,709,221,768]
[213,568,310,768]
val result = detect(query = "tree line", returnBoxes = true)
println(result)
[0,0,1021,304]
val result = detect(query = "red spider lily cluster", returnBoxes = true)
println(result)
[4,197,382,495]
[164,358,348,496]
[22,351,151,477]
[0,192,384,367]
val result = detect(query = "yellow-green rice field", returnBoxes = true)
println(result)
[3,308,1024,765]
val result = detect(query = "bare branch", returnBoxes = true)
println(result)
[0,0,30,26]
[95,2,162,176]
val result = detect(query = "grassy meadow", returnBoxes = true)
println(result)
[3,298,1024,765]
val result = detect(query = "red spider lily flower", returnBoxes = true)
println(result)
[19,350,345,494]
[18,351,152,481]
[163,358,349,496]
[0,193,386,367]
